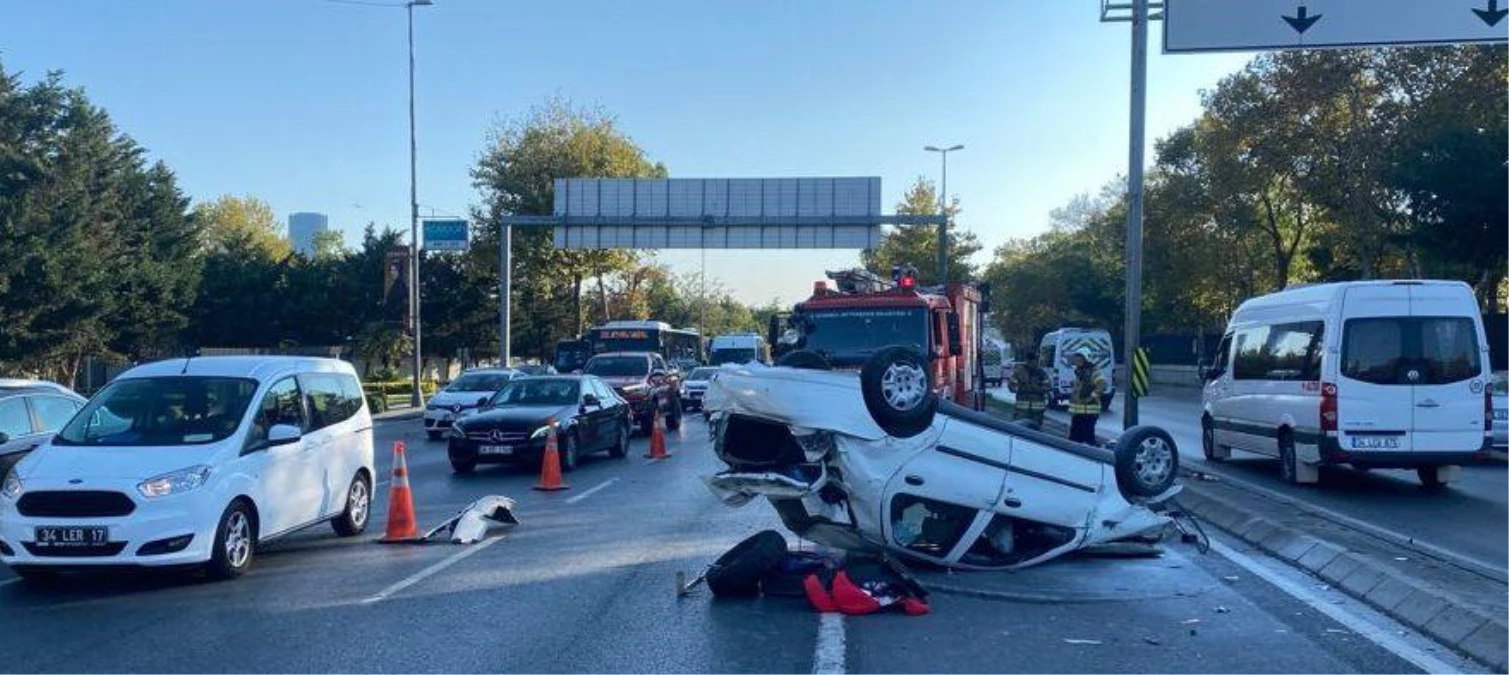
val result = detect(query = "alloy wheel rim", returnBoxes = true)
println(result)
[225,511,251,568]
[350,480,369,527]
[881,362,926,411]
[1134,437,1174,487]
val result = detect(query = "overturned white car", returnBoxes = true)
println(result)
[704,347,1181,570]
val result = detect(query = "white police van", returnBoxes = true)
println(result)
[1200,281,1492,488]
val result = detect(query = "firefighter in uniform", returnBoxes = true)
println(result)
[1007,349,1049,429]
[1067,347,1105,445]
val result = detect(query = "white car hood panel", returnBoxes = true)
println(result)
[431,390,495,408]
[21,443,226,481]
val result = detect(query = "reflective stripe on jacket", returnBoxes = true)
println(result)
[1068,366,1104,416]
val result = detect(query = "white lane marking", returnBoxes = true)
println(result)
[359,535,505,604]
[565,478,619,505]
[812,613,846,675]
[1208,539,1458,674]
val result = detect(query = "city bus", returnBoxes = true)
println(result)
[588,321,704,370]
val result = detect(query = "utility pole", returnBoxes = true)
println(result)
[1122,0,1149,429]
[924,144,964,284]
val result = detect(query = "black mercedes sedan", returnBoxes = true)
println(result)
[446,375,631,474]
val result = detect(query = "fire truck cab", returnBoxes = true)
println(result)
[770,268,987,407]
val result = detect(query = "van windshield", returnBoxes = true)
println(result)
[801,308,928,365]
[55,376,259,446]
[1341,317,1481,386]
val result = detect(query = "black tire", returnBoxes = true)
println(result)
[1417,466,1449,490]
[1201,419,1224,463]
[560,432,579,472]
[1279,434,1299,484]
[666,396,683,432]
[331,472,371,537]
[608,422,629,459]
[706,530,788,598]
[1113,426,1179,498]
[206,500,256,580]
[778,350,832,371]
[426,430,443,441]
[450,457,476,474]
[859,346,937,439]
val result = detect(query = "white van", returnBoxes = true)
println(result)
[1039,328,1116,411]
[0,356,375,580]
[709,333,769,366]
[1200,281,1492,487]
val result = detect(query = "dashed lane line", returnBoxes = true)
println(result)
[565,478,620,505]
[359,535,506,605]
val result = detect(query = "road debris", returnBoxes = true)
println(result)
[1063,639,1103,646]
[1142,637,1162,646]
[1181,619,1202,625]
[1214,606,1230,614]
[1221,575,1240,582]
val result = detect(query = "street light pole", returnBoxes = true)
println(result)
[406,0,431,407]
[1121,0,1148,429]
[924,144,964,284]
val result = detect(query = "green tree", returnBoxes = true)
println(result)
[310,228,347,262]
[470,96,667,360]
[861,177,981,286]
[192,194,291,260]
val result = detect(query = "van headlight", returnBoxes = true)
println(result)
[137,466,213,498]
[1,474,21,500]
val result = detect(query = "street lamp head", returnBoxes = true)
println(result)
[947,144,964,152]
[924,145,941,152]
[410,0,434,6]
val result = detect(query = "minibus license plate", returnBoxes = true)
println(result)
[479,445,514,456]
[1350,437,1399,450]
[34,526,109,548]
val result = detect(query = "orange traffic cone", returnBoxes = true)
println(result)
[645,407,670,460]
[533,419,570,491]
[379,441,421,543]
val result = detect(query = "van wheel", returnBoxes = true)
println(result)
[206,501,256,580]
[1279,435,1299,484]
[1201,421,1225,463]
[1114,426,1179,498]
[860,346,937,439]
[331,473,371,537]
[1417,466,1449,490]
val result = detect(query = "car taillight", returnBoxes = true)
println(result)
[1320,382,1338,434]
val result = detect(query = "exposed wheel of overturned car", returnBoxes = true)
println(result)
[777,350,832,370]
[860,346,937,439]
[1113,426,1179,498]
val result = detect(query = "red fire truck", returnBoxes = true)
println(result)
[769,267,990,408]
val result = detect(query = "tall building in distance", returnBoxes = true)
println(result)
[288,212,329,256]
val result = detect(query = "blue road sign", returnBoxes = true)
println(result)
[423,219,469,251]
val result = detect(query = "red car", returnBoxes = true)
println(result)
[584,352,684,436]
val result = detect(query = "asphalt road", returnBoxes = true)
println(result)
[0,413,1477,673]
[1080,389,1508,573]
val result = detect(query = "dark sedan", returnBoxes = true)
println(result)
[446,375,631,474]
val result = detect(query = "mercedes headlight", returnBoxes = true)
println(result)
[530,425,554,439]
[448,425,466,439]
[137,465,213,499]
[1,474,21,500]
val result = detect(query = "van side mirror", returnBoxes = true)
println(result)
[581,393,600,412]
[266,424,302,448]
[477,396,491,407]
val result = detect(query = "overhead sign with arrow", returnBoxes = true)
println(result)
[1164,0,1508,54]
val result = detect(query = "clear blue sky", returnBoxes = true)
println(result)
[1,1,1250,306]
